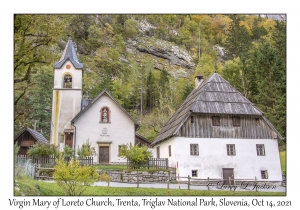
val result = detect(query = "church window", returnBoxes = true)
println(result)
[63,74,72,88]
[100,107,110,123]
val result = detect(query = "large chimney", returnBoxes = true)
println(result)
[195,73,203,88]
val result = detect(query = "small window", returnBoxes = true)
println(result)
[191,116,194,124]
[168,145,171,157]
[156,146,160,158]
[256,144,265,156]
[212,116,220,126]
[59,135,65,143]
[232,116,240,127]
[255,118,260,126]
[227,144,236,156]
[63,74,72,88]
[192,170,198,177]
[261,170,268,179]
[190,144,199,156]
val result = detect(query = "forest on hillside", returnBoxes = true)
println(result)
[14,14,286,142]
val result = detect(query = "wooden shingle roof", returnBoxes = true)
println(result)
[14,127,49,144]
[151,73,282,145]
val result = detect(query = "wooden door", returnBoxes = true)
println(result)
[223,168,234,185]
[65,134,73,148]
[99,146,109,164]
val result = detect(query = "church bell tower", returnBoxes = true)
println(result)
[50,36,83,151]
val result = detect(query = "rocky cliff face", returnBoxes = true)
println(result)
[125,20,195,78]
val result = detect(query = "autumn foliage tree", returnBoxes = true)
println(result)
[53,155,99,196]
[118,144,152,169]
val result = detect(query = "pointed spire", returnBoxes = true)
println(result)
[54,36,84,69]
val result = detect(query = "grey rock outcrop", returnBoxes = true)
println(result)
[136,37,195,71]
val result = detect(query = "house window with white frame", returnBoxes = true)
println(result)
[191,170,198,177]
[168,145,171,157]
[256,144,265,156]
[156,146,160,158]
[261,170,268,179]
[190,144,199,156]
[227,144,236,156]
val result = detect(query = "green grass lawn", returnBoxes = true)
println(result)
[14,176,285,196]
[280,150,286,176]
[94,164,127,170]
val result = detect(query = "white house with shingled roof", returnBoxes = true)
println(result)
[151,73,283,183]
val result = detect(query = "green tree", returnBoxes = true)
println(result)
[252,16,267,41]
[27,67,53,140]
[124,19,139,39]
[271,20,286,59]
[27,143,59,157]
[224,14,252,60]
[197,53,215,78]
[77,139,97,158]
[222,57,244,93]
[14,15,66,125]
[53,155,99,196]
[63,145,74,158]
[158,68,170,98]
[118,144,152,169]
[251,40,286,137]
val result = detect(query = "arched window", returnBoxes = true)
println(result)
[100,107,110,123]
[63,74,72,88]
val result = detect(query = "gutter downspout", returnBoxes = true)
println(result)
[73,123,77,157]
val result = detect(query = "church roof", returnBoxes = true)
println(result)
[14,127,49,144]
[71,90,139,128]
[54,36,84,69]
[151,72,282,146]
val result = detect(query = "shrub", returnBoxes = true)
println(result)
[63,145,74,158]
[118,144,152,169]
[99,172,111,187]
[53,155,99,196]
[27,142,59,157]
[77,139,96,158]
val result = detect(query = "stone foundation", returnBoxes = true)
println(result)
[98,169,176,183]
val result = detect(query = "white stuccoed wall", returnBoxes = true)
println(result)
[74,93,135,163]
[50,61,82,146]
[155,137,282,181]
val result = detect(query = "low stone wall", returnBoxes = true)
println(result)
[98,169,177,183]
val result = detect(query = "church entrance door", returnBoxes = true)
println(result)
[65,133,73,148]
[99,146,109,164]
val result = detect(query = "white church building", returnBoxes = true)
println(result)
[50,36,141,164]
[151,73,283,182]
